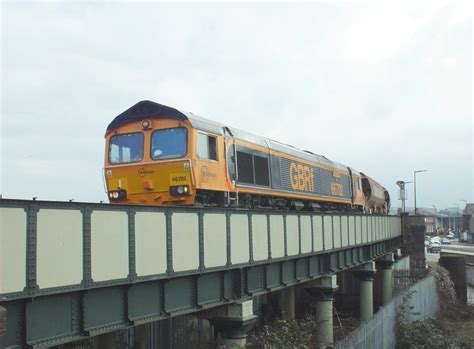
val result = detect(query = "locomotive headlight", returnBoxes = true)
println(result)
[108,190,127,200]
[170,185,190,196]
[141,119,151,130]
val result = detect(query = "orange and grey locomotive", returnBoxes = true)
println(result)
[104,100,389,213]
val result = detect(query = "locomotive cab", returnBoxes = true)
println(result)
[104,101,230,206]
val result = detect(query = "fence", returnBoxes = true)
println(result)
[393,268,429,294]
[334,274,439,349]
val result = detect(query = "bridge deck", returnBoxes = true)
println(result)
[0,199,402,347]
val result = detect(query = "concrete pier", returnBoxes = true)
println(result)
[354,262,376,322]
[208,300,257,348]
[376,254,394,305]
[313,276,338,347]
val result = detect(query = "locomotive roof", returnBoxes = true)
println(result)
[108,100,348,171]
[106,100,225,135]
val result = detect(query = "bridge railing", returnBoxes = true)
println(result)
[0,199,401,300]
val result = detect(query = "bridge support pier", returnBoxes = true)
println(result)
[278,286,295,319]
[303,276,338,347]
[207,300,257,348]
[354,262,375,322]
[376,254,394,305]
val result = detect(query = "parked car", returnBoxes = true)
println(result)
[441,238,451,245]
[428,242,441,253]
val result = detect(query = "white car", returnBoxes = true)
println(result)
[428,242,441,253]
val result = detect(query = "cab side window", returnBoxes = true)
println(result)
[197,133,217,160]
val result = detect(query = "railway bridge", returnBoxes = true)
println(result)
[0,199,402,348]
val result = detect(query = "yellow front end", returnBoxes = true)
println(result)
[105,160,195,205]
[104,117,197,206]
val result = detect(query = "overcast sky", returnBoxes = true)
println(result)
[1,1,472,210]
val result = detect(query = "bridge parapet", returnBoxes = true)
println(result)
[0,199,401,300]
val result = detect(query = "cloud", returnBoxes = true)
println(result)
[1,1,472,208]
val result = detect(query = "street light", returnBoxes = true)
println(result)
[396,180,413,213]
[414,170,427,215]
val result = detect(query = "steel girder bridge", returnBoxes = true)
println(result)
[0,199,402,348]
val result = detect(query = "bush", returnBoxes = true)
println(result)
[252,314,319,349]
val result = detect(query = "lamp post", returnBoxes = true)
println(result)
[396,180,413,213]
[414,170,427,215]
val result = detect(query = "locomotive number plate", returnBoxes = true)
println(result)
[169,172,189,185]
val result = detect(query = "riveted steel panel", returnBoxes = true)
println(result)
[323,216,333,250]
[83,287,126,332]
[329,253,338,272]
[377,217,384,241]
[282,260,295,284]
[223,272,234,300]
[265,263,281,289]
[203,213,227,268]
[309,256,320,276]
[269,215,284,258]
[37,209,83,289]
[338,250,345,266]
[26,294,81,345]
[135,212,167,277]
[313,216,323,251]
[349,216,356,245]
[251,215,268,262]
[286,215,299,256]
[0,208,26,295]
[296,259,308,280]
[341,216,349,247]
[345,250,352,267]
[368,216,373,242]
[333,216,341,249]
[300,216,312,253]
[230,214,250,264]
[0,301,23,348]
[247,266,265,293]
[164,278,193,313]
[355,216,362,245]
[91,211,129,282]
[197,273,222,306]
[172,213,199,273]
[361,216,368,244]
[128,282,162,321]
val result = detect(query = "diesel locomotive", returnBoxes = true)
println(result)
[104,100,390,213]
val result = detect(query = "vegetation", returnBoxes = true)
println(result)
[396,266,474,348]
[251,314,320,349]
